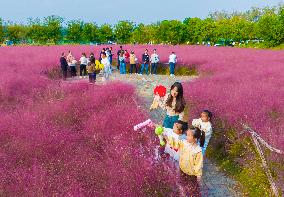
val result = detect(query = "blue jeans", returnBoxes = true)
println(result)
[140,63,149,75]
[169,62,175,75]
[163,114,179,129]
[151,63,158,74]
[109,56,113,65]
[198,138,210,155]
[120,62,126,74]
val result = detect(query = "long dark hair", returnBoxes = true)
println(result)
[189,126,205,147]
[166,82,186,113]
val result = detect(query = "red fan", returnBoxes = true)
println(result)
[154,85,167,97]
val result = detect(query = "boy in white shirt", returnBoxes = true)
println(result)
[192,110,213,155]
[163,120,188,164]
[169,52,177,77]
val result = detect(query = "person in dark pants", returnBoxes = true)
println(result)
[79,53,88,78]
[140,49,150,75]
[109,47,113,65]
[150,49,159,75]
[60,52,68,80]
[89,54,97,82]
[129,51,137,74]
[117,45,123,70]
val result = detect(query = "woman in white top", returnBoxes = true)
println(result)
[79,53,88,78]
[101,52,111,81]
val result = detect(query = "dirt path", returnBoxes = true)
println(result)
[66,68,242,196]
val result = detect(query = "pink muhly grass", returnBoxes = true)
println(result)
[0,47,187,196]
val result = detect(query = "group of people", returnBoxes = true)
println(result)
[116,46,177,76]
[151,82,213,194]
[59,46,178,82]
[60,48,113,82]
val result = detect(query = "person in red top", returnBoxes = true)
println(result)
[124,50,130,73]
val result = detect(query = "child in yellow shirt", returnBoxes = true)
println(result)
[179,127,205,183]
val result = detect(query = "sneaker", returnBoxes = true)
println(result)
[79,76,83,79]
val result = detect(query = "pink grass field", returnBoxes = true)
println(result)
[1,44,283,149]
[0,46,193,196]
[0,44,283,195]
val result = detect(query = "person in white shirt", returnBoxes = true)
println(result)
[163,120,188,164]
[169,52,177,77]
[66,51,73,65]
[101,52,111,82]
[150,49,159,75]
[79,53,88,78]
[192,110,213,155]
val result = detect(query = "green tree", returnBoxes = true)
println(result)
[98,24,113,43]
[6,23,28,44]
[43,16,63,44]
[167,20,186,44]
[183,17,203,44]
[27,18,48,44]
[257,12,284,47]
[114,21,134,44]
[0,18,4,43]
[66,20,83,43]
[199,18,217,43]
[132,23,150,44]
[81,23,99,43]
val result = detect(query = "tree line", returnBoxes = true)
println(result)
[0,5,284,47]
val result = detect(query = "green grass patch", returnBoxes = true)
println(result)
[205,123,282,196]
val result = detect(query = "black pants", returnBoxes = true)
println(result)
[61,68,67,80]
[80,64,87,76]
[130,64,137,74]
[70,66,77,77]
[117,60,120,70]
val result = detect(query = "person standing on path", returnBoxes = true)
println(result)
[129,51,138,74]
[101,52,112,81]
[70,58,77,77]
[117,46,123,70]
[154,82,186,129]
[66,51,73,65]
[124,50,130,72]
[150,49,159,75]
[79,53,88,78]
[140,49,150,75]
[108,47,113,65]
[169,52,177,77]
[118,51,126,74]
[60,52,68,80]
